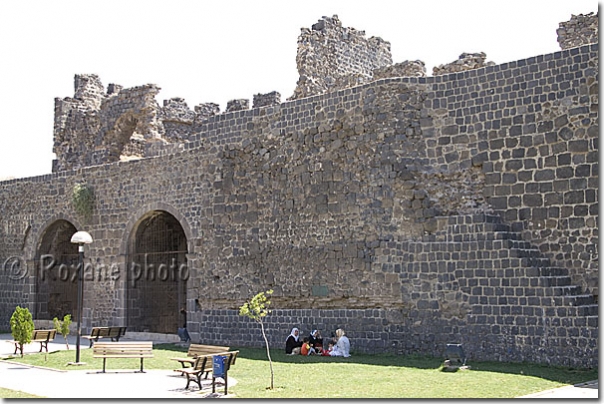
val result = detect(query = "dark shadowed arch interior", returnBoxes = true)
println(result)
[127,210,187,333]
[35,220,79,320]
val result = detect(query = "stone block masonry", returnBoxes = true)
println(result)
[0,13,598,369]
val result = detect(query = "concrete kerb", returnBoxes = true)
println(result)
[0,333,236,398]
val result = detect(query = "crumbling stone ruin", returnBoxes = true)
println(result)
[432,52,496,76]
[0,12,599,369]
[557,12,599,49]
[253,91,281,109]
[373,60,427,80]
[289,15,393,100]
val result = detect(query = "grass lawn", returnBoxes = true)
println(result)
[0,387,43,398]
[1,344,597,398]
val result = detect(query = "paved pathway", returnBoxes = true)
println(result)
[517,379,598,399]
[0,333,597,399]
[0,333,233,398]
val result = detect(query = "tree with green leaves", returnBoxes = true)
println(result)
[53,314,72,350]
[10,306,34,357]
[239,289,275,390]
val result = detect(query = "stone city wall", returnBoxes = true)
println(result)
[0,13,598,368]
[51,12,598,173]
[0,40,598,368]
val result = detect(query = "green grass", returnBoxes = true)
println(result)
[0,387,43,398]
[227,349,598,398]
[1,345,597,398]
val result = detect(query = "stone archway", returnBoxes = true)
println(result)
[126,210,188,333]
[35,220,79,320]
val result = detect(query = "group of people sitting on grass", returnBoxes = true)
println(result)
[285,327,351,357]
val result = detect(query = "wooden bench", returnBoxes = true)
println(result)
[9,329,57,355]
[92,341,153,373]
[170,344,230,368]
[83,326,127,347]
[173,350,239,391]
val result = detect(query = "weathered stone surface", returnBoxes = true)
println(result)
[194,102,220,119]
[252,91,281,109]
[53,74,166,170]
[433,52,495,76]
[373,60,427,80]
[557,12,599,49]
[226,98,249,112]
[289,15,392,100]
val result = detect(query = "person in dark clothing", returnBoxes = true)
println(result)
[308,329,323,350]
[180,308,187,328]
[178,307,191,342]
[285,327,303,354]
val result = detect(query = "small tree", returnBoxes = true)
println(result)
[53,314,72,350]
[239,289,274,390]
[10,306,34,357]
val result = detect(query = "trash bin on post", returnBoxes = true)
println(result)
[212,354,228,394]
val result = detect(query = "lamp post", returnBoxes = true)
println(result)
[70,230,93,365]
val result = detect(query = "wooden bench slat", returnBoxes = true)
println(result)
[92,341,153,373]
[170,343,231,369]
[187,345,230,356]
[83,326,127,347]
[9,329,57,355]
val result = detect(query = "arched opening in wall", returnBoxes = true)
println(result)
[127,210,187,334]
[35,220,79,320]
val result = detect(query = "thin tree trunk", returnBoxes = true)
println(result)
[259,320,274,390]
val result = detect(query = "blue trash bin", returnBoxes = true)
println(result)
[213,355,226,378]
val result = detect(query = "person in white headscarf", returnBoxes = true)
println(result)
[308,329,323,350]
[285,327,302,354]
[330,328,351,357]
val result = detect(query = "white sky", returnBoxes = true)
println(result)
[0,0,598,179]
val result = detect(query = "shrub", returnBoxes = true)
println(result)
[53,314,72,350]
[10,306,34,357]
[72,183,94,220]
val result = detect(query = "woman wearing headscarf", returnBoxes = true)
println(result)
[308,329,323,350]
[330,328,351,357]
[285,327,303,354]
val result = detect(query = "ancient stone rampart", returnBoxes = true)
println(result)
[0,13,599,369]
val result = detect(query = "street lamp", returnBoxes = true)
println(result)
[70,230,93,365]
